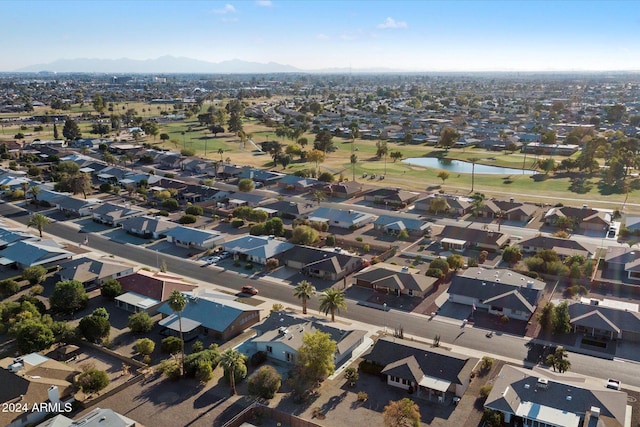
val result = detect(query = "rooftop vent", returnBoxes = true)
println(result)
[401,266,409,272]
[590,407,601,418]
[537,378,548,389]
[524,384,530,389]
[566,395,572,401]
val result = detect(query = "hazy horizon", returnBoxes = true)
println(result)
[3,0,640,73]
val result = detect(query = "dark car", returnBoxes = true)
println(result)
[241,285,258,295]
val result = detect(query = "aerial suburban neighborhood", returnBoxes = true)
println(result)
[1,13,640,425]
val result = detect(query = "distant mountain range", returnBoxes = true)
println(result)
[14,55,399,74]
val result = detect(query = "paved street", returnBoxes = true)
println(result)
[2,201,640,392]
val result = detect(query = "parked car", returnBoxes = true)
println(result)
[606,378,621,390]
[241,285,258,295]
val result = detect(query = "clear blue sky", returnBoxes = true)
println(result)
[2,0,640,72]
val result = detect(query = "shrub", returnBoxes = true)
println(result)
[100,278,123,299]
[247,365,282,399]
[357,391,368,402]
[159,359,181,381]
[76,369,110,393]
[128,312,154,333]
[181,148,196,157]
[162,198,179,210]
[185,205,203,216]
[157,210,170,216]
[99,183,112,193]
[326,235,336,246]
[480,356,494,372]
[22,265,47,285]
[197,361,214,383]
[355,236,363,242]
[178,214,197,224]
[184,348,221,377]
[265,258,279,271]
[161,336,183,354]
[317,171,334,182]
[398,229,410,240]
[0,279,20,298]
[135,338,155,356]
[363,244,370,253]
[479,384,493,398]
[359,359,383,375]
[192,340,204,353]
[231,218,244,228]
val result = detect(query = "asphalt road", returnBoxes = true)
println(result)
[2,201,640,390]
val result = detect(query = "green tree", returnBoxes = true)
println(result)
[92,93,106,113]
[168,290,187,376]
[319,288,347,322]
[220,348,245,395]
[238,178,255,192]
[437,171,450,185]
[350,153,358,181]
[446,254,465,271]
[553,301,571,334]
[537,301,556,332]
[307,149,326,174]
[100,278,123,299]
[376,140,388,159]
[76,369,110,393]
[296,330,337,382]
[78,313,111,343]
[9,319,54,353]
[0,279,20,298]
[344,367,359,387]
[62,118,82,140]
[429,258,450,276]
[291,225,319,245]
[248,365,282,399]
[70,173,93,199]
[161,336,183,354]
[28,185,41,204]
[27,213,51,238]
[502,246,522,266]
[22,265,47,285]
[383,398,421,427]
[294,280,316,315]
[438,126,459,150]
[313,130,335,153]
[128,312,154,333]
[135,338,156,356]
[50,280,88,314]
[545,346,571,373]
[428,197,448,215]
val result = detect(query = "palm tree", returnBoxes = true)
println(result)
[28,185,41,204]
[27,213,51,238]
[218,148,224,161]
[319,288,347,322]
[312,190,326,206]
[168,290,187,376]
[294,280,316,315]
[468,157,481,193]
[220,348,244,395]
[350,153,357,182]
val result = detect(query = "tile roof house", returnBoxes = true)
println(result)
[373,214,431,236]
[115,270,198,314]
[354,263,438,298]
[120,215,176,239]
[484,364,629,427]
[544,206,611,232]
[436,225,510,252]
[603,246,640,281]
[0,353,80,427]
[448,267,546,321]
[157,289,261,341]
[222,235,295,265]
[0,239,72,268]
[364,188,421,208]
[518,235,596,259]
[251,312,368,368]
[282,245,363,280]
[362,337,479,401]
[309,207,377,230]
[568,297,640,341]
[92,202,147,226]
[56,257,134,287]
[164,226,226,250]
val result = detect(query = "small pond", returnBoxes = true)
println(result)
[402,157,536,175]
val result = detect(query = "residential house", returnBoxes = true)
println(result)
[485,364,629,427]
[164,226,226,250]
[623,215,640,233]
[56,256,134,287]
[226,192,273,209]
[251,312,367,367]
[237,168,284,186]
[476,199,538,223]
[320,180,363,199]
[414,194,473,216]
[276,175,320,192]
[282,246,363,280]
[0,353,80,427]
[115,270,198,314]
[0,228,37,249]
[568,297,640,341]
[157,289,261,341]
[373,215,430,236]
[36,408,140,427]
[448,267,545,321]
[523,142,580,155]
[436,225,510,252]
[222,235,294,265]
[121,215,176,239]
[51,194,102,217]
[544,206,611,232]
[362,337,478,401]
[354,263,437,298]
[309,207,377,230]
[260,200,316,219]
[363,188,420,208]
[92,202,147,226]
[518,235,596,259]
[95,166,131,184]
[603,246,640,281]
[0,239,72,268]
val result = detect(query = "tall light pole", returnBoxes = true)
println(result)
[383,303,387,334]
